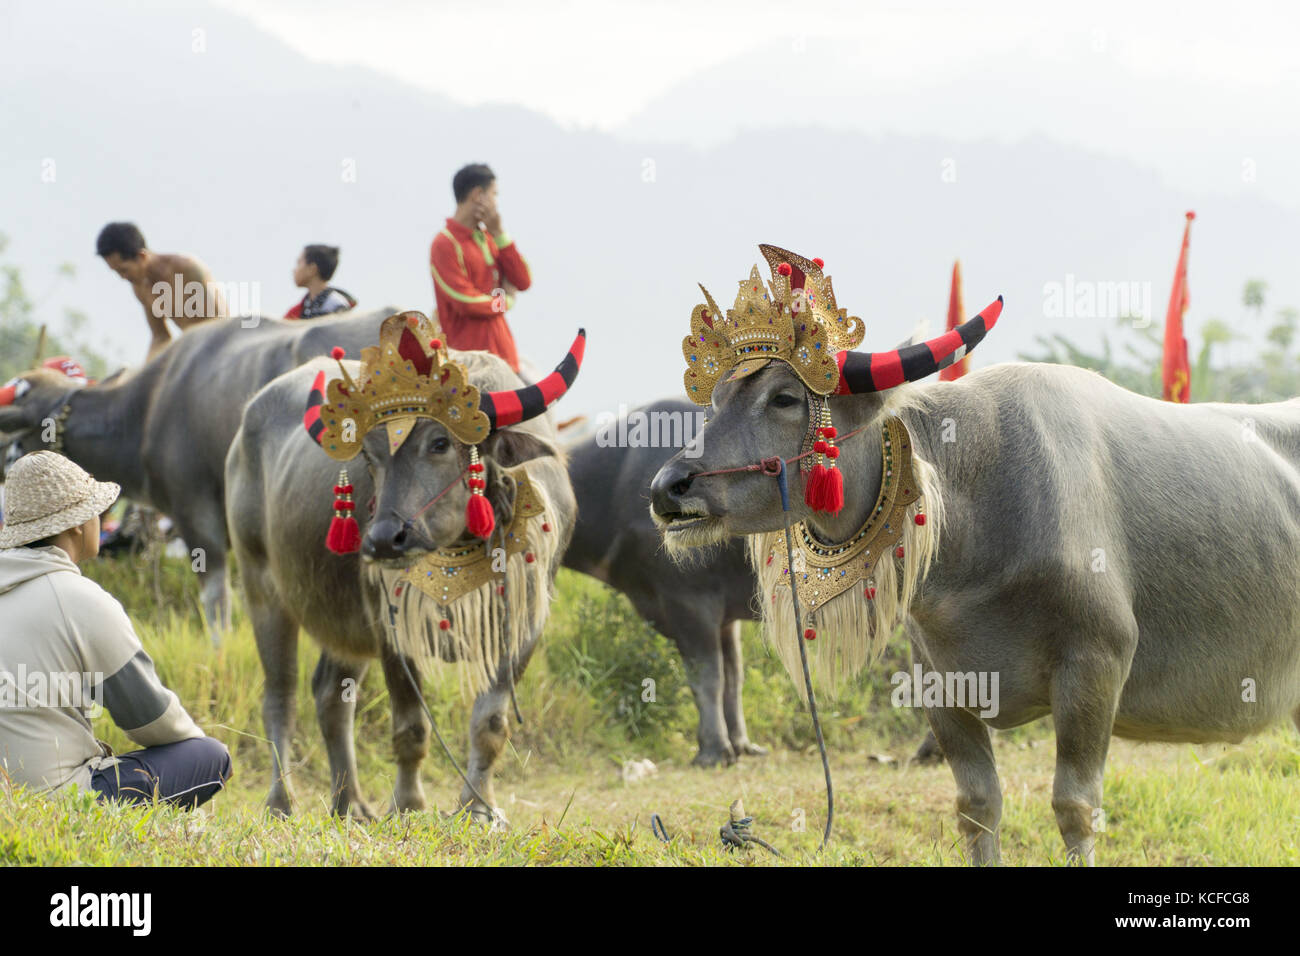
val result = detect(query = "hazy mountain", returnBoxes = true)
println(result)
[2,0,1297,418]
[613,34,1300,213]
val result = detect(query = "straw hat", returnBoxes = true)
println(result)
[0,451,120,548]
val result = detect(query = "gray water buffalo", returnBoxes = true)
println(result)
[0,308,405,641]
[561,399,764,766]
[226,315,582,819]
[651,245,1300,864]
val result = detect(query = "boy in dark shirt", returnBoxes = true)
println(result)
[285,244,355,319]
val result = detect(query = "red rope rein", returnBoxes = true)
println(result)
[690,422,871,480]
[403,464,471,526]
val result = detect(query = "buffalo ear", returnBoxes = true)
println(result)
[481,427,554,470]
[481,456,518,528]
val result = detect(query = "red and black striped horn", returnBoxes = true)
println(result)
[480,329,586,432]
[303,369,328,444]
[835,297,1002,393]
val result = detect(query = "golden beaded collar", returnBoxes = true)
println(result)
[765,416,922,613]
[400,465,548,607]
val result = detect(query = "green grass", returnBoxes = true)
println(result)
[1,555,1296,866]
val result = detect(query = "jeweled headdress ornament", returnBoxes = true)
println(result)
[683,245,1001,514]
[304,311,586,552]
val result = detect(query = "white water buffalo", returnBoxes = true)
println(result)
[561,399,764,766]
[0,308,408,641]
[225,315,582,818]
[650,245,1300,864]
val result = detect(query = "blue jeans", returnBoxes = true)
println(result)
[90,737,232,809]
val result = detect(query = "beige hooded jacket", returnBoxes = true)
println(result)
[0,546,203,794]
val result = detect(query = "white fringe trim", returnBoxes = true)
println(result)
[367,482,561,699]
[747,438,942,699]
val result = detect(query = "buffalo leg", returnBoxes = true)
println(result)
[458,635,540,823]
[926,705,1001,865]
[311,652,375,819]
[1050,656,1125,866]
[197,555,231,645]
[248,586,299,817]
[172,509,231,646]
[719,621,764,757]
[675,622,734,767]
[910,729,945,765]
[379,644,429,813]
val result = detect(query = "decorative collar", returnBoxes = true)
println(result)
[764,416,922,613]
[400,464,547,607]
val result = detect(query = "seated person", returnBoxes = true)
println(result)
[0,452,231,809]
[286,244,355,319]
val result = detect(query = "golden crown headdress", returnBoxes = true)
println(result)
[310,312,490,459]
[304,310,587,551]
[683,245,865,405]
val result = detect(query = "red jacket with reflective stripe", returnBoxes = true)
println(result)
[430,218,531,372]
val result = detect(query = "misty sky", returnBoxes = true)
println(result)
[212,0,1300,207]
[215,0,1296,129]
[4,0,1299,401]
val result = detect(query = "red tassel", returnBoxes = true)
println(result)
[804,463,845,514]
[821,465,844,514]
[326,513,361,554]
[466,493,495,539]
[805,462,828,510]
[326,467,361,554]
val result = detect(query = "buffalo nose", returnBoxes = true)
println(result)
[650,460,698,516]
[362,517,412,561]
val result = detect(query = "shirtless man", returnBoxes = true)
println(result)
[96,222,227,361]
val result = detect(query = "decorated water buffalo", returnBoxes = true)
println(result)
[225,312,583,819]
[650,244,1300,864]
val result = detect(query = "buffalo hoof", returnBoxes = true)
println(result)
[450,803,508,830]
[265,789,293,819]
[390,783,428,814]
[909,730,946,766]
[390,794,428,815]
[335,795,377,821]
[692,745,737,768]
[732,739,767,758]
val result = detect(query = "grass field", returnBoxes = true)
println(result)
[2,554,1296,866]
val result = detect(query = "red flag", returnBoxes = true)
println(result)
[1162,212,1195,402]
[939,260,969,381]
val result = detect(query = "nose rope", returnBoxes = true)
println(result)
[688,422,870,481]
[774,458,834,853]
[396,464,472,530]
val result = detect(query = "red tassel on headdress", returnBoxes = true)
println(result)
[465,446,495,539]
[804,402,845,514]
[804,462,844,513]
[466,494,494,539]
[326,468,361,554]
[805,462,829,510]
[820,464,844,513]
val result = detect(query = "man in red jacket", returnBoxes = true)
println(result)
[430,164,532,372]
